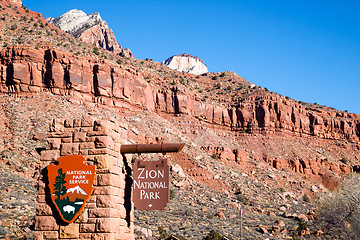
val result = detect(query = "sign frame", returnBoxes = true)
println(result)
[133,158,170,210]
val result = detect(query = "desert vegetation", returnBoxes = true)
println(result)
[316,174,360,239]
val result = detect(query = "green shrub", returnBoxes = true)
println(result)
[340,158,348,164]
[158,226,168,240]
[297,218,308,233]
[211,154,218,159]
[10,24,18,30]
[169,189,175,200]
[291,232,301,240]
[93,47,100,55]
[236,193,249,205]
[302,194,310,202]
[203,230,225,240]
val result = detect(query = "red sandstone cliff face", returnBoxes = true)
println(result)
[1,46,360,144]
[78,22,133,59]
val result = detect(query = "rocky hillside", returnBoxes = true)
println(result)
[163,54,208,75]
[47,9,133,58]
[0,0,360,239]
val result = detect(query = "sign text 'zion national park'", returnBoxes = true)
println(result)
[133,159,170,210]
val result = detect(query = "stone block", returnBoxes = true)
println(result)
[87,130,107,137]
[46,138,61,150]
[95,136,114,149]
[73,132,87,142]
[119,205,127,219]
[37,181,46,193]
[80,127,94,133]
[88,208,122,218]
[64,128,79,133]
[73,119,82,127]
[50,119,64,132]
[33,231,44,240]
[80,149,89,155]
[79,223,95,233]
[93,186,121,196]
[61,137,72,143]
[95,218,127,233]
[64,118,74,128]
[34,216,59,231]
[97,173,125,188]
[86,136,96,142]
[94,155,116,169]
[75,209,88,223]
[43,231,58,239]
[94,120,113,132]
[49,132,73,138]
[81,116,94,127]
[91,233,116,240]
[36,203,53,216]
[40,150,60,161]
[60,143,80,156]
[85,203,96,209]
[88,148,118,158]
[36,195,46,203]
[96,195,121,208]
[88,195,96,203]
[80,142,95,149]
[59,224,80,239]
[87,218,97,224]
[40,161,54,170]
[79,233,92,239]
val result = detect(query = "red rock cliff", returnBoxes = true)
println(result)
[1,46,359,143]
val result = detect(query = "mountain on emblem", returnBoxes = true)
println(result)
[67,186,87,195]
[47,155,96,223]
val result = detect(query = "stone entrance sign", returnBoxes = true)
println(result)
[47,155,96,223]
[133,159,170,210]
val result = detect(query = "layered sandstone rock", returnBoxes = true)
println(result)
[1,46,359,144]
[163,54,208,75]
[47,10,133,58]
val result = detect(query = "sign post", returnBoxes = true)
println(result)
[133,159,170,210]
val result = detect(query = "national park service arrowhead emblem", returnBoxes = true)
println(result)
[47,155,96,223]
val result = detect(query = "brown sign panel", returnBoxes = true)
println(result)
[133,159,170,210]
[47,155,96,223]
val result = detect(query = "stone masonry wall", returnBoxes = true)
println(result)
[34,117,134,240]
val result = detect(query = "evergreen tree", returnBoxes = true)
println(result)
[53,168,67,200]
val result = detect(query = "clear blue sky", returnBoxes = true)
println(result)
[24,0,360,114]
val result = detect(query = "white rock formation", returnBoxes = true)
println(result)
[47,9,102,37]
[163,54,208,75]
[9,0,22,6]
[47,9,133,58]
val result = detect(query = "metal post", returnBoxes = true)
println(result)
[241,204,243,240]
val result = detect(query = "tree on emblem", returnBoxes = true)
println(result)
[53,168,67,200]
